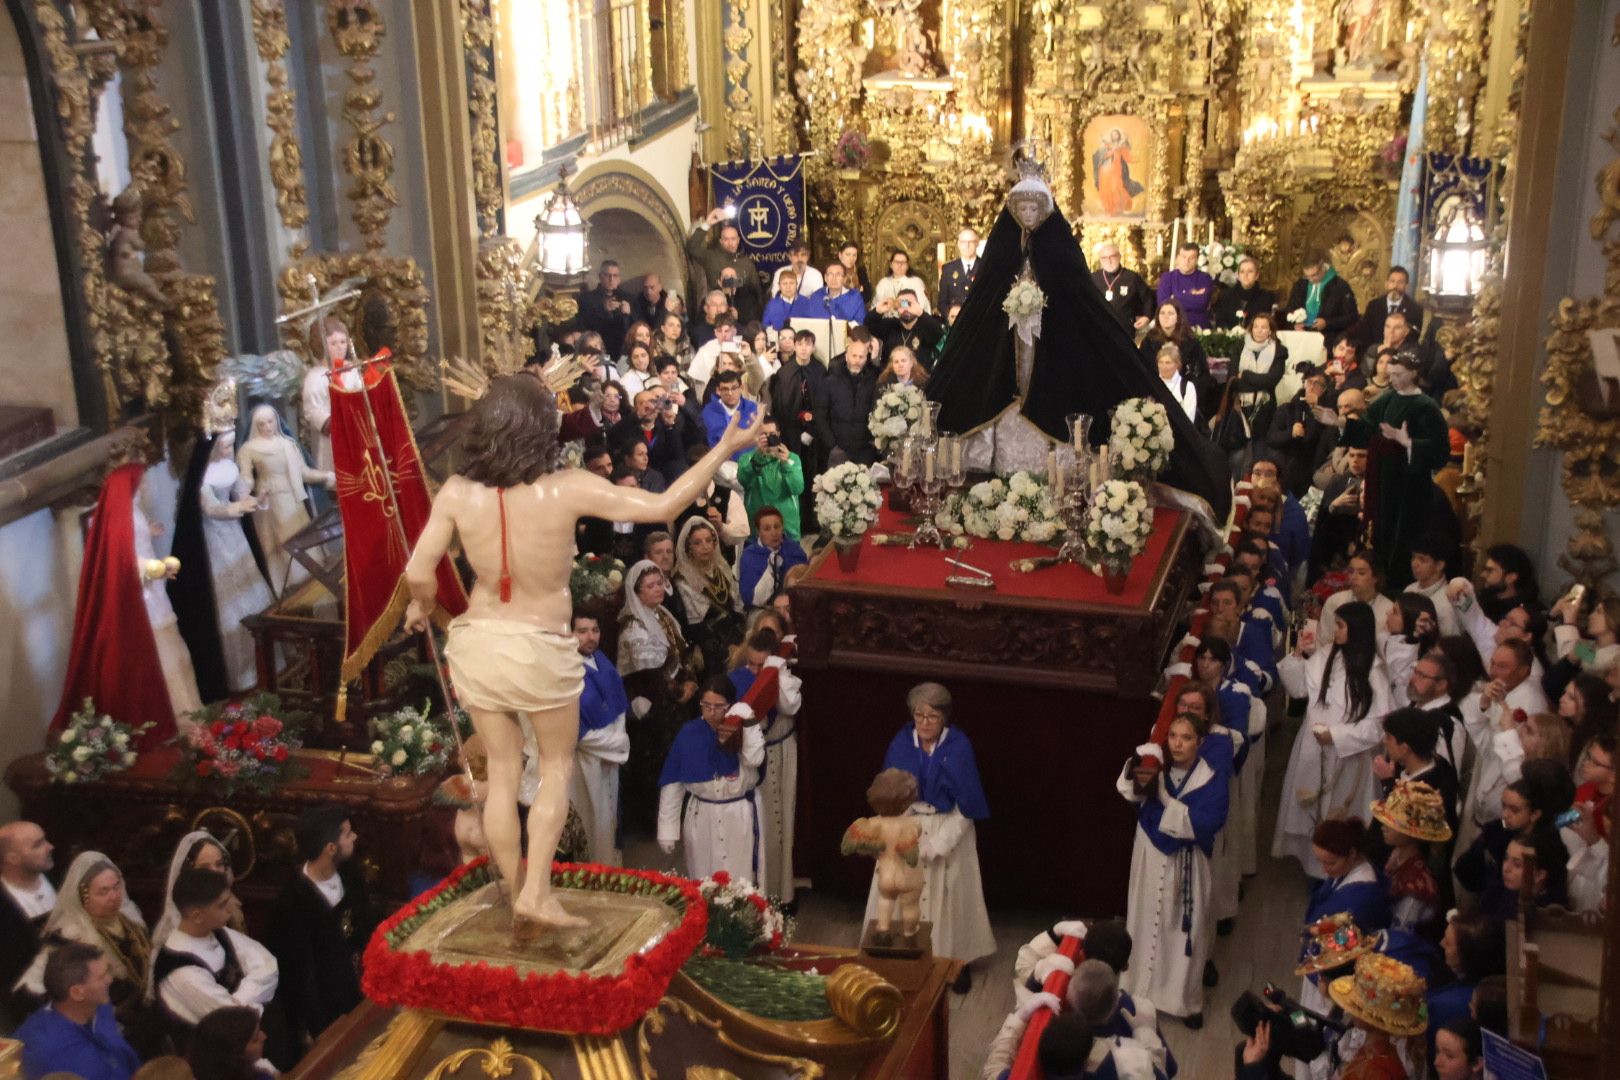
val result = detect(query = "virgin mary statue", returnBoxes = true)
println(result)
[926,169,1231,522]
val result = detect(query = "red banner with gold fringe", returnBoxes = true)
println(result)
[329,357,467,687]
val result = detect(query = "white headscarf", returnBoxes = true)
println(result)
[617,560,680,675]
[674,515,739,622]
[144,830,230,999]
[17,850,148,995]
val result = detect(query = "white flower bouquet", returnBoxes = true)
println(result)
[868,384,927,453]
[1286,307,1308,325]
[369,700,453,778]
[954,471,1062,543]
[46,699,146,784]
[1002,276,1047,346]
[1083,479,1153,566]
[813,462,883,542]
[1109,397,1174,477]
[1198,240,1247,286]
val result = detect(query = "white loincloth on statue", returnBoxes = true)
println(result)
[444,617,584,714]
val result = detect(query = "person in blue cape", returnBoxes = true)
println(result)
[1170,683,1243,984]
[656,676,768,890]
[568,610,629,864]
[728,626,803,906]
[1294,815,1391,1061]
[863,682,994,991]
[1192,638,1268,885]
[1116,712,1229,1029]
[738,506,808,610]
[1207,580,1278,696]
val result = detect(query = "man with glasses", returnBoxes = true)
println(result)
[579,261,634,358]
[1090,242,1152,331]
[1406,650,1466,771]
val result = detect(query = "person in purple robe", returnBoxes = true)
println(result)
[1156,243,1217,329]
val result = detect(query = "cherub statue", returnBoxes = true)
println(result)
[435,733,490,864]
[106,184,170,309]
[841,768,924,945]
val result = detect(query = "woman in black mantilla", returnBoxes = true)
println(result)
[926,168,1231,522]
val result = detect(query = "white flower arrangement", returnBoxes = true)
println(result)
[369,700,452,778]
[46,699,145,784]
[867,384,928,453]
[1002,276,1047,347]
[1083,479,1153,565]
[813,462,883,542]
[1109,397,1174,477]
[1286,307,1308,325]
[950,471,1062,544]
[1002,278,1047,318]
[1197,240,1247,286]
[559,439,586,471]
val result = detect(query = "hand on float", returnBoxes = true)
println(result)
[1016,991,1062,1022]
[659,838,677,855]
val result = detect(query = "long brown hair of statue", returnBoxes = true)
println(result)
[459,372,561,488]
[867,767,919,817]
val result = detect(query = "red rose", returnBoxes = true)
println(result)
[711,871,730,886]
[253,716,282,738]
[210,721,225,736]
[196,761,213,777]
[273,745,288,762]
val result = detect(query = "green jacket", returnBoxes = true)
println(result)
[736,448,805,538]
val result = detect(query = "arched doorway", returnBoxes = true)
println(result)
[585,206,685,306]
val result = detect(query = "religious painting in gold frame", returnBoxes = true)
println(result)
[1081,114,1151,221]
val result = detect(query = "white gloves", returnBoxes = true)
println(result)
[1032,954,1075,982]
[659,839,677,855]
[763,655,787,670]
[631,696,651,719]
[1051,919,1088,940]
[1016,991,1062,1022]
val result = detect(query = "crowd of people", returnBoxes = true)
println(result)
[1,807,373,1080]
[2,214,1598,1080]
[986,508,1612,1078]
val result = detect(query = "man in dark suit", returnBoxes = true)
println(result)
[633,272,676,328]
[577,261,634,358]
[1350,265,1423,352]
[1283,249,1360,348]
[936,227,981,315]
[0,821,56,1027]
[1090,242,1152,332]
[267,805,375,1048]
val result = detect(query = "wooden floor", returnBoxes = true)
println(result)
[624,708,1315,1079]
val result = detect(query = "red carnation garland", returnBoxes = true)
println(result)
[362,858,708,1035]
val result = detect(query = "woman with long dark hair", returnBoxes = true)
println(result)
[1385,591,1440,706]
[1273,601,1393,877]
[186,1005,273,1080]
[1139,298,1209,402]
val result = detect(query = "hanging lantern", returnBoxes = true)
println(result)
[535,164,590,286]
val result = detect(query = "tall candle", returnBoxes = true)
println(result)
[1052,456,1066,500]
[950,439,962,474]
[1089,461,1100,492]
[1170,218,1180,255]
[924,446,936,483]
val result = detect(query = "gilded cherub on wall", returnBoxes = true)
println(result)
[105,183,171,310]
[841,768,924,945]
